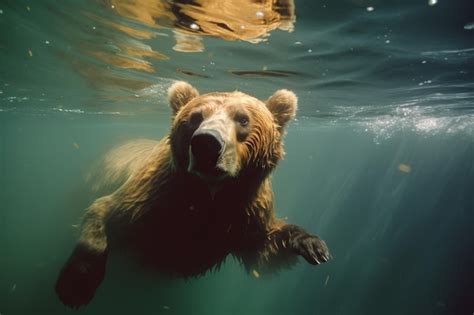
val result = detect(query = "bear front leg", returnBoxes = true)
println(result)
[239,224,330,274]
[55,196,112,308]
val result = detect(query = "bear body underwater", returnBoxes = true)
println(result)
[55,81,330,308]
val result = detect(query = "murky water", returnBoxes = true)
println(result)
[1,0,473,314]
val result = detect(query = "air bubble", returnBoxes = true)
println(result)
[464,22,474,30]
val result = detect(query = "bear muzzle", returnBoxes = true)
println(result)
[188,129,226,179]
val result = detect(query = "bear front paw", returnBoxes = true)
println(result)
[292,234,330,265]
[55,245,107,308]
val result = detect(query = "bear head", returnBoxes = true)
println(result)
[168,81,297,182]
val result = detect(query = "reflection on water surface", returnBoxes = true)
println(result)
[64,0,295,91]
[107,0,295,51]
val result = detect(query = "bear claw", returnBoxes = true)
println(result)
[293,235,330,266]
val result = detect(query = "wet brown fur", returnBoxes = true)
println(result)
[79,86,294,273]
[56,81,329,308]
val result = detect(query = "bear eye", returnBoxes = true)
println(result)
[189,111,203,126]
[235,114,249,127]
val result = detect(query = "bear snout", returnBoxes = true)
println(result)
[189,129,225,175]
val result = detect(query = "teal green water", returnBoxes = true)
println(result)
[1,0,473,314]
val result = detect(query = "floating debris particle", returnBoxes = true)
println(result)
[252,270,260,278]
[385,40,391,44]
[71,224,79,228]
[0,9,3,14]
[26,6,31,11]
[230,69,299,78]
[428,0,437,5]
[176,67,209,78]
[366,6,374,12]
[324,275,330,286]
[163,305,171,310]
[28,49,33,57]
[11,283,17,291]
[73,142,80,149]
[45,40,50,45]
[189,23,200,31]
[256,11,264,18]
[398,164,411,173]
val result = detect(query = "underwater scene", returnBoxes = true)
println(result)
[1,0,473,314]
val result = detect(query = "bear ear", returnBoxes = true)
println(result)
[168,81,200,114]
[265,89,298,130]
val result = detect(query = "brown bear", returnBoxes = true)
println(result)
[55,81,330,308]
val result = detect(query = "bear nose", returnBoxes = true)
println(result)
[190,129,225,169]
